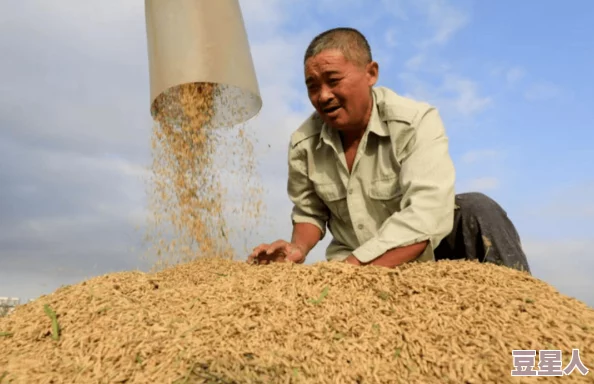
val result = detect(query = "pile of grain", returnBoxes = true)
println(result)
[1,257,593,383]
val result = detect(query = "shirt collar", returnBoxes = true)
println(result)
[316,89,389,151]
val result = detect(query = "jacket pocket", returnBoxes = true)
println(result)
[314,182,349,222]
[368,176,403,214]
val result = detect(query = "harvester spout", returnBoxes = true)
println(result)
[144,0,262,127]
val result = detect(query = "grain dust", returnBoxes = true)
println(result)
[1,258,593,383]
[144,82,265,270]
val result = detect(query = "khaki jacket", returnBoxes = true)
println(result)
[287,86,455,263]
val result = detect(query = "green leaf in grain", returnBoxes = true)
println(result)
[96,306,111,314]
[0,372,8,383]
[308,286,329,305]
[43,304,60,341]
[188,298,202,310]
[377,291,391,300]
[0,332,13,338]
[173,363,196,384]
[394,348,401,358]
[292,368,299,377]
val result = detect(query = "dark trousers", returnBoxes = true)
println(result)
[434,192,531,274]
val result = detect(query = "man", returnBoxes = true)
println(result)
[248,27,531,273]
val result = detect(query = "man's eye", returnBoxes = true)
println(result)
[328,78,340,85]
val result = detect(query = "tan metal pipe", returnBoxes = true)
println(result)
[144,0,262,127]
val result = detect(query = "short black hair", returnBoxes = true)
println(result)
[304,27,372,67]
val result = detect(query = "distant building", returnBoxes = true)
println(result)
[0,297,20,316]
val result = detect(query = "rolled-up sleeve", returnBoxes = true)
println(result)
[287,142,329,238]
[352,108,455,263]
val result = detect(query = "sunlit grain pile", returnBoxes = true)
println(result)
[144,82,265,270]
[1,258,593,383]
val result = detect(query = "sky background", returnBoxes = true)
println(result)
[1,1,593,307]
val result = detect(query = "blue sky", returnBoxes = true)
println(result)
[0,0,592,307]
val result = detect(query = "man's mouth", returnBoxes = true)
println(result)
[322,105,341,114]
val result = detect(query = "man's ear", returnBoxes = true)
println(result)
[366,61,379,86]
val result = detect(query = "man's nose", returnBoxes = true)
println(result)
[318,85,334,104]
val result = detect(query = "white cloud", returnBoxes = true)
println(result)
[524,82,562,101]
[378,0,468,47]
[488,64,525,88]
[239,0,286,38]
[379,0,409,20]
[385,2,490,120]
[460,149,503,164]
[443,75,493,116]
[405,54,426,71]
[460,177,500,192]
[523,239,594,306]
[417,0,469,47]
[505,67,525,86]
[400,73,492,118]
[524,182,594,220]
[384,28,399,47]
[536,203,594,220]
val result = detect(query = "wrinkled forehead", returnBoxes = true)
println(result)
[304,49,352,82]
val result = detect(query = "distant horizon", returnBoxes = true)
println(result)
[0,297,35,305]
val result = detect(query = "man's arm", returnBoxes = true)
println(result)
[351,107,456,267]
[286,141,329,260]
[291,223,323,257]
[346,241,428,267]
[248,140,327,265]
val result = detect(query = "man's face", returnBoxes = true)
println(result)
[304,49,378,132]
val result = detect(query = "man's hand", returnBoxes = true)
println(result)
[247,240,307,265]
